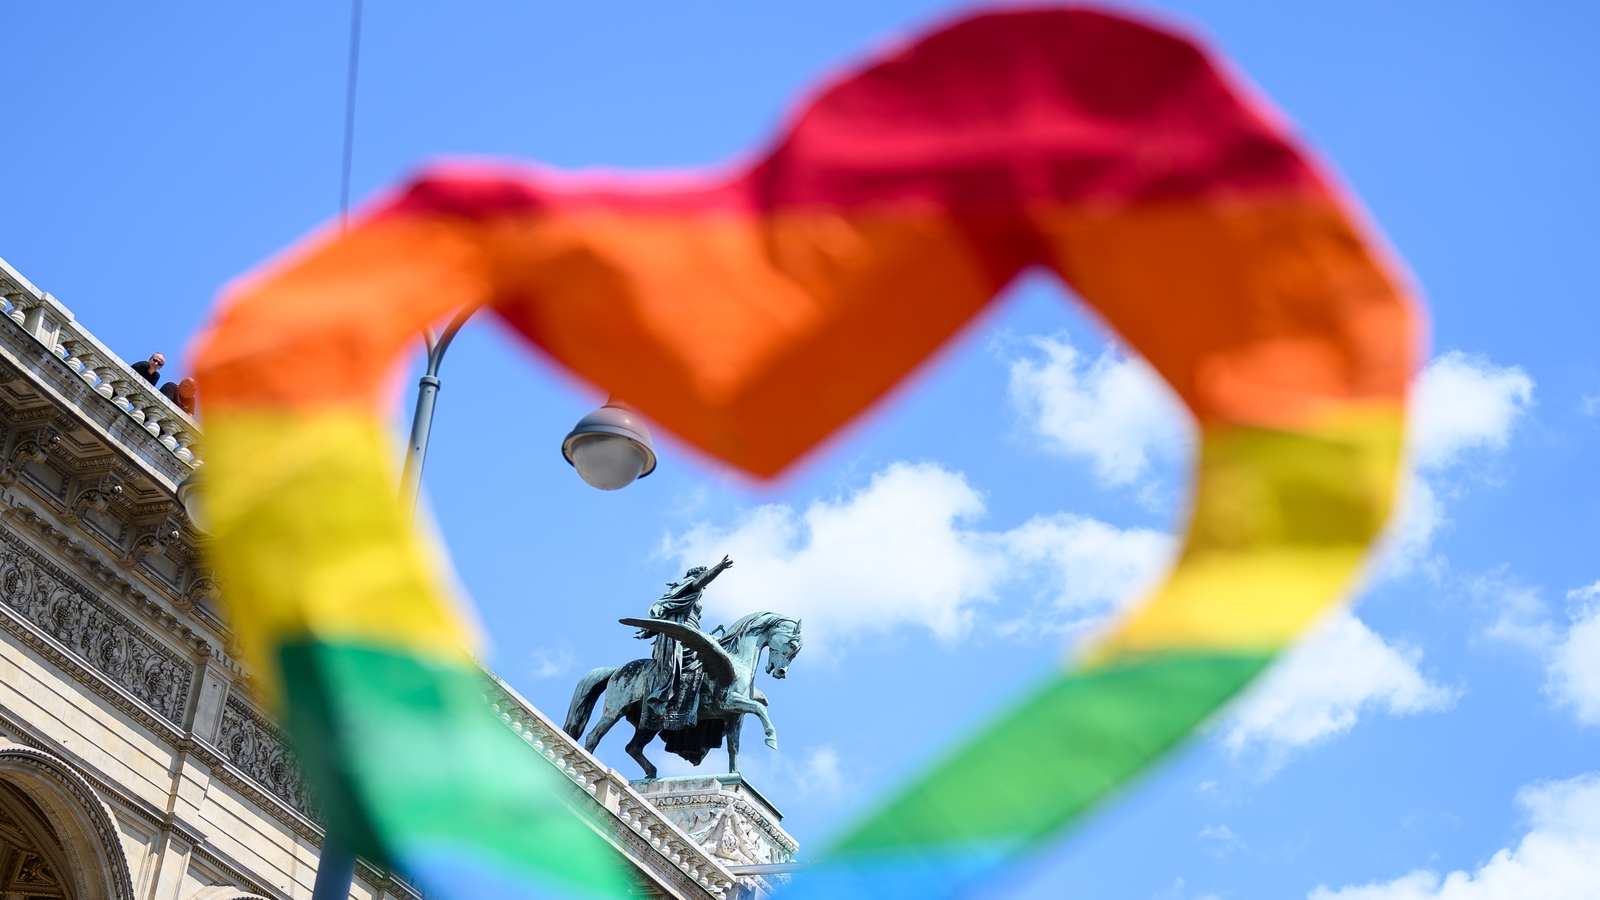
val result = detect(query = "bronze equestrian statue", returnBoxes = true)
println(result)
[563,558,805,779]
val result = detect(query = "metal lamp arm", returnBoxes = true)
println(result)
[399,303,483,513]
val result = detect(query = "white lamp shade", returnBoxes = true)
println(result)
[567,434,648,490]
[562,402,657,491]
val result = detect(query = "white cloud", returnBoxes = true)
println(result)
[1197,824,1247,858]
[1222,612,1456,765]
[1410,351,1534,471]
[1550,581,1600,725]
[1478,576,1600,726]
[1478,576,1558,654]
[1309,772,1600,899]
[1005,343,1532,575]
[663,462,1173,654]
[525,645,576,679]
[1379,353,1535,576]
[1001,513,1172,618]
[1152,879,1224,900]
[1152,879,1188,900]
[802,745,843,795]
[1006,334,1191,487]
[666,463,994,646]
[1380,474,1447,578]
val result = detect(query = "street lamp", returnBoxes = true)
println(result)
[562,401,657,491]
[400,306,657,505]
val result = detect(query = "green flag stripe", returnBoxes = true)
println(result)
[279,641,633,899]
[833,652,1273,854]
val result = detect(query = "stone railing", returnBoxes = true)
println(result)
[486,674,743,900]
[0,257,201,468]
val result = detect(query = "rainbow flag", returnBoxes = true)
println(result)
[193,7,1419,899]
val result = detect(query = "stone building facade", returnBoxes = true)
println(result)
[0,256,795,900]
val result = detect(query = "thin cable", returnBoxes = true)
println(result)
[338,0,365,233]
[312,5,367,896]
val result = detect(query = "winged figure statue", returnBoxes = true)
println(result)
[564,593,804,779]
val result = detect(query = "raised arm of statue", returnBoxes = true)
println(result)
[635,557,734,637]
[670,555,732,599]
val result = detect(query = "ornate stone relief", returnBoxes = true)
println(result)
[216,694,316,818]
[129,515,186,590]
[0,535,192,723]
[182,571,220,613]
[0,427,54,487]
[0,426,72,507]
[636,782,797,868]
[677,804,780,867]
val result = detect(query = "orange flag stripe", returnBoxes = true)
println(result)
[196,8,1416,484]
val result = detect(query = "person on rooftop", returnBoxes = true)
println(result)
[130,352,164,385]
[159,377,197,415]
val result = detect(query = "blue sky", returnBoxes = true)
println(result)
[5,2,1599,898]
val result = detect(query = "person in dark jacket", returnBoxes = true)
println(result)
[130,352,165,385]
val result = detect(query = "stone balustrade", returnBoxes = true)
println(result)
[0,258,201,469]
[486,674,746,900]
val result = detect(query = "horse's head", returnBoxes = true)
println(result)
[764,618,804,680]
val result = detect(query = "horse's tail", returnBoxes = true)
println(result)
[564,667,616,739]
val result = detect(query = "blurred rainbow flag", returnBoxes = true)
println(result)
[193,7,1419,899]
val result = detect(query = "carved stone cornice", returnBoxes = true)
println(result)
[0,517,328,831]
[185,737,325,846]
[0,698,313,896]
[0,257,220,647]
[352,858,423,900]
[0,523,348,870]
[0,499,215,661]
[0,704,191,840]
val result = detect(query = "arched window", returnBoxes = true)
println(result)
[0,743,135,900]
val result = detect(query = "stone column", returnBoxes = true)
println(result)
[3,291,29,326]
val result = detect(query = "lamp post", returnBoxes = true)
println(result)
[179,308,657,900]
[396,303,476,513]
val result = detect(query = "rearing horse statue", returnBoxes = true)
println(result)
[563,612,804,779]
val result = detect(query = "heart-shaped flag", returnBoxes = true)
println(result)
[193,7,1419,899]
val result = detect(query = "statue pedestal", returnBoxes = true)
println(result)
[632,774,799,898]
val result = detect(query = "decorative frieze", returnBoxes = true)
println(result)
[216,694,316,818]
[0,535,192,724]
